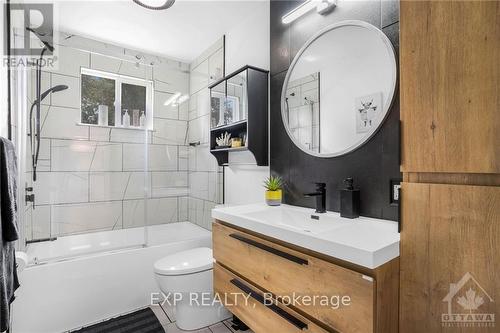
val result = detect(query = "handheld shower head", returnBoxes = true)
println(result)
[36,85,69,103]
[29,84,68,182]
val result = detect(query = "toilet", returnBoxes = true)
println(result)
[154,247,231,330]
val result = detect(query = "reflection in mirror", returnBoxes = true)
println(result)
[211,81,225,128]
[281,21,397,157]
[226,70,248,123]
[210,70,248,129]
[285,72,320,152]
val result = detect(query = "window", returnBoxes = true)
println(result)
[80,68,153,130]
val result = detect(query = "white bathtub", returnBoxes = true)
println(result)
[12,222,212,333]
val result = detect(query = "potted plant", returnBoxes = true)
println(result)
[263,175,283,206]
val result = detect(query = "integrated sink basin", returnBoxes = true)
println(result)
[212,203,400,269]
[243,207,349,234]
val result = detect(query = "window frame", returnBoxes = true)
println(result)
[80,67,154,130]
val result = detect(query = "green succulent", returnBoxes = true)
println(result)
[263,175,283,191]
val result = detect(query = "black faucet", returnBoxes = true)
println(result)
[304,182,327,213]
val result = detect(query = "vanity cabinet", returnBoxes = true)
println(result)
[213,221,399,333]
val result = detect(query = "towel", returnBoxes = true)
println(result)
[0,137,20,332]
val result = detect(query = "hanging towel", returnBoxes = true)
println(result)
[0,137,20,332]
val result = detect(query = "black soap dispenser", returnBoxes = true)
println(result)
[340,177,360,219]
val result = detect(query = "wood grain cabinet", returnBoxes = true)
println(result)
[400,183,499,332]
[213,221,399,333]
[400,0,499,174]
[400,1,500,332]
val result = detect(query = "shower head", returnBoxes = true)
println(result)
[38,85,68,103]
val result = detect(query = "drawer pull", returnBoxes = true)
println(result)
[229,233,308,266]
[230,278,308,331]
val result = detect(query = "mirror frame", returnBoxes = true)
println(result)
[280,20,397,158]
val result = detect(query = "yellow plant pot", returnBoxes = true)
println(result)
[265,189,282,206]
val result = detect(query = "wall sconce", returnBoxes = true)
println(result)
[282,0,337,25]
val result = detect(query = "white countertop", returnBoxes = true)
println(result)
[212,203,400,269]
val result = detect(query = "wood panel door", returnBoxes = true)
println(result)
[400,0,500,173]
[400,182,499,332]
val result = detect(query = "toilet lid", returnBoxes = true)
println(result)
[154,247,213,276]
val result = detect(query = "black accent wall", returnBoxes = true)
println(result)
[270,0,401,221]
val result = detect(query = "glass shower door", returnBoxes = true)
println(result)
[17,51,150,264]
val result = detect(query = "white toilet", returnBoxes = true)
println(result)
[154,247,231,330]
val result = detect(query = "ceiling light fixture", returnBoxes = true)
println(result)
[282,0,337,25]
[133,0,176,10]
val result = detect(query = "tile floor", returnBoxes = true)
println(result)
[150,302,253,333]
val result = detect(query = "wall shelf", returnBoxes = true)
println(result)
[76,122,155,132]
[210,119,248,132]
[210,146,248,153]
[209,65,269,166]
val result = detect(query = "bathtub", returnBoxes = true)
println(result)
[12,222,212,333]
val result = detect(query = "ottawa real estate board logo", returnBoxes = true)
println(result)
[442,272,495,328]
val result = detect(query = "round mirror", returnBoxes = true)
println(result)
[281,20,397,157]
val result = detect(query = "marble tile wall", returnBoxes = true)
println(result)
[187,38,225,230]
[24,39,191,240]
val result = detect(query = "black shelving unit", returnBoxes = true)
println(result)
[208,65,269,166]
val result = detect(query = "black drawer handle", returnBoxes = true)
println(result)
[229,233,308,266]
[230,278,308,331]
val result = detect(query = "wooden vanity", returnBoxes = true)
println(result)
[213,220,399,333]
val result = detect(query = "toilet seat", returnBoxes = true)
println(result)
[154,247,213,276]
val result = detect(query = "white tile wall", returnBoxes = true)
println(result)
[51,140,95,171]
[90,53,121,73]
[154,91,179,119]
[190,60,209,94]
[123,172,149,200]
[186,39,224,230]
[153,118,187,145]
[90,143,123,171]
[122,197,178,228]
[153,62,189,94]
[149,145,179,171]
[32,205,51,239]
[50,74,80,109]
[123,144,178,171]
[151,171,188,198]
[25,36,193,239]
[109,128,150,143]
[119,61,153,80]
[41,106,89,140]
[208,48,224,83]
[89,172,129,201]
[51,201,122,236]
[189,172,209,200]
[35,172,89,205]
[178,146,188,171]
[29,70,51,105]
[47,45,90,77]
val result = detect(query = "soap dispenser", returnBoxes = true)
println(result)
[340,177,360,219]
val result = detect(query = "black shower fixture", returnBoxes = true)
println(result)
[29,85,69,183]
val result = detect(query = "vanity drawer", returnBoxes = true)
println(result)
[213,222,375,333]
[214,263,329,333]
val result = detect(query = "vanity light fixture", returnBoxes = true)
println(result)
[282,0,337,24]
